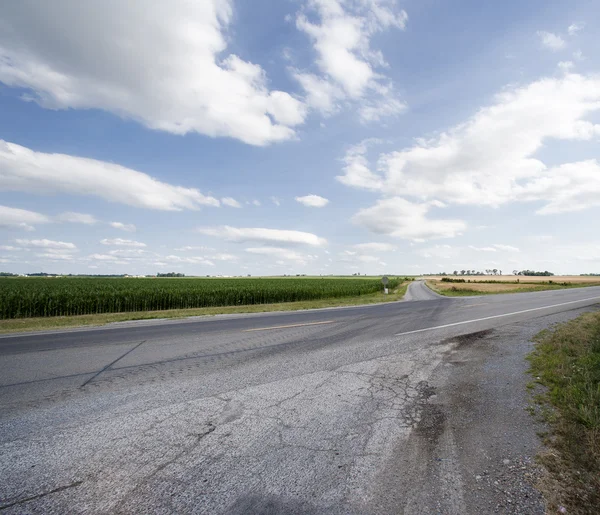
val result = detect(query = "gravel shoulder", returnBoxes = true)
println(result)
[369,306,597,514]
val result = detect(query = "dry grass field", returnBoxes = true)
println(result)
[427,276,600,296]
[436,275,600,283]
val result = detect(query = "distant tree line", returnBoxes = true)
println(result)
[427,269,503,276]
[512,270,554,276]
[157,272,185,277]
[427,269,556,277]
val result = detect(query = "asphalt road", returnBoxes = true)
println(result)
[1,282,599,514]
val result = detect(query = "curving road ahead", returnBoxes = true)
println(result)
[1,282,599,514]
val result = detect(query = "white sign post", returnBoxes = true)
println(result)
[381,276,389,294]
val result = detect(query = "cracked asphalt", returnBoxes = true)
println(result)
[1,282,600,514]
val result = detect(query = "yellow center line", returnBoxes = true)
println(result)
[242,320,336,332]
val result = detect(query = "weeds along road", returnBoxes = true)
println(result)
[1,282,600,514]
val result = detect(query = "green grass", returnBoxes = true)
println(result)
[0,284,408,334]
[527,310,600,515]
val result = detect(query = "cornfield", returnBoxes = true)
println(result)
[0,277,403,319]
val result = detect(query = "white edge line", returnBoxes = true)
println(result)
[395,296,600,336]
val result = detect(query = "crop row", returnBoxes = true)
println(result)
[0,277,403,319]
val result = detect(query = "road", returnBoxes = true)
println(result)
[1,282,599,514]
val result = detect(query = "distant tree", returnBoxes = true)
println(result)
[493,268,498,275]
[460,269,465,275]
[517,270,554,276]
[453,270,458,275]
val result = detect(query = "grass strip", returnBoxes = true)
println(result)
[527,310,600,515]
[0,284,408,334]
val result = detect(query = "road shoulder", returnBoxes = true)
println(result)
[369,307,596,514]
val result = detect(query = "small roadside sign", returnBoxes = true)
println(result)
[381,276,389,286]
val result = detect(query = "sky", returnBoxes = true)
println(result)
[0,0,599,276]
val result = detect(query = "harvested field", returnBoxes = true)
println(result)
[427,277,600,296]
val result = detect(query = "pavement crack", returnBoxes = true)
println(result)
[80,339,147,388]
[189,421,216,440]
[0,481,84,511]
[116,422,217,511]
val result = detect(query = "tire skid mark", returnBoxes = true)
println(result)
[81,339,147,388]
[0,480,84,511]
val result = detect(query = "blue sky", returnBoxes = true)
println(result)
[0,0,599,275]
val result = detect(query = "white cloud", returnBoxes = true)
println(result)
[211,253,238,262]
[521,160,600,214]
[164,255,215,266]
[0,205,50,231]
[197,226,327,246]
[270,196,281,206]
[88,253,120,262]
[345,74,600,214]
[493,244,520,252]
[295,194,330,207]
[0,140,220,211]
[221,197,242,208]
[337,139,384,190]
[357,255,385,264]
[57,212,97,224]
[36,252,75,261]
[110,222,136,232]
[252,199,262,206]
[567,23,583,36]
[558,61,574,73]
[468,245,497,252]
[352,197,466,241]
[537,31,566,51]
[174,246,215,252]
[353,242,396,252]
[294,0,406,120]
[0,1,306,146]
[108,249,147,257]
[417,244,458,260]
[0,245,22,251]
[573,50,584,61]
[245,247,314,265]
[292,72,343,115]
[358,96,407,123]
[100,238,146,247]
[16,238,76,250]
